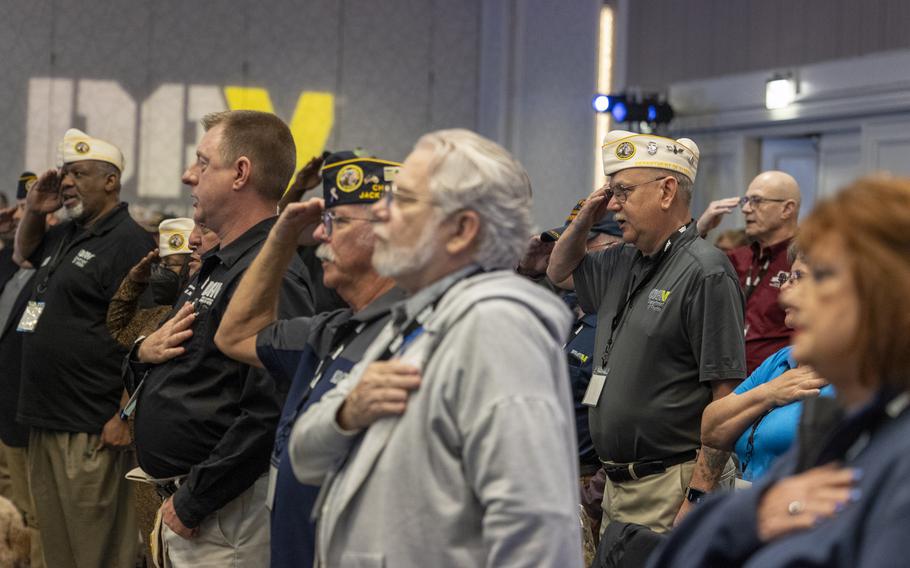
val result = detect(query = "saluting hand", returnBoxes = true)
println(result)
[272,198,324,247]
[0,206,16,234]
[26,169,64,214]
[572,186,611,229]
[696,197,741,237]
[337,361,422,431]
[138,302,196,364]
[517,235,554,278]
[128,249,159,284]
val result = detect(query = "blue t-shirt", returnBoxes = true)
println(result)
[733,346,836,481]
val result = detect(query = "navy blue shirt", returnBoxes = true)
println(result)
[562,296,599,472]
[256,287,404,568]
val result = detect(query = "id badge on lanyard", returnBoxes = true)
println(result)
[17,301,45,333]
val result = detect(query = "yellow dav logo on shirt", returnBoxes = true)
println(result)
[647,288,671,312]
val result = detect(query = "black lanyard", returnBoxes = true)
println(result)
[34,224,84,298]
[744,256,771,300]
[600,225,688,369]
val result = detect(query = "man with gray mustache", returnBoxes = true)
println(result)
[215,151,404,568]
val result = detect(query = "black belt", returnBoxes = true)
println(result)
[602,450,697,483]
[154,477,185,500]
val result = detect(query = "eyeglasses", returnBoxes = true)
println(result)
[321,210,374,237]
[777,269,806,286]
[381,184,437,208]
[603,176,667,204]
[738,195,788,208]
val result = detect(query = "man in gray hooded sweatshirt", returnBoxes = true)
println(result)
[290,128,583,567]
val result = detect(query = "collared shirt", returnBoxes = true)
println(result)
[727,238,793,373]
[131,216,314,527]
[256,287,406,568]
[574,222,746,463]
[18,203,154,433]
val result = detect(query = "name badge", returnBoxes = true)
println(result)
[17,301,46,333]
[582,369,609,407]
[266,464,278,511]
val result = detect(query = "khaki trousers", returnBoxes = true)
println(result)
[28,429,138,568]
[161,474,270,568]
[599,458,736,534]
[1,442,45,568]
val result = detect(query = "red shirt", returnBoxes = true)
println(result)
[727,239,793,374]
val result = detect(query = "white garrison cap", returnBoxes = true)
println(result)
[59,128,125,171]
[602,130,699,182]
[158,218,194,257]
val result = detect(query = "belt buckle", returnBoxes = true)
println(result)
[155,481,177,500]
[627,463,640,481]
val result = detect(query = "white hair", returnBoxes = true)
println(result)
[414,129,533,270]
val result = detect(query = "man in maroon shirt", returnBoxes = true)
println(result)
[697,170,800,373]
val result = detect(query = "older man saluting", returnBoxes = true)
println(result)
[548,131,746,533]
[290,129,582,567]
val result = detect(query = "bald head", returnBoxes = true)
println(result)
[742,170,801,246]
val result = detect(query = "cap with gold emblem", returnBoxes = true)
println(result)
[58,128,125,171]
[157,218,194,257]
[17,171,37,199]
[602,130,699,182]
[321,150,402,208]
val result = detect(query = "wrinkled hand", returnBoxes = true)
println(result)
[279,155,327,212]
[0,206,16,235]
[272,198,325,247]
[572,187,611,229]
[337,361,422,431]
[757,463,859,542]
[762,367,827,407]
[26,169,64,214]
[517,235,554,277]
[161,496,198,539]
[128,249,159,284]
[97,414,131,450]
[696,197,741,237]
[137,302,196,364]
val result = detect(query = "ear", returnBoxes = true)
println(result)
[103,172,119,194]
[444,209,481,256]
[232,156,252,191]
[781,199,798,220]
[658,176,678,210]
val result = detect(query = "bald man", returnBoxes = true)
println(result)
[697,170,800,372]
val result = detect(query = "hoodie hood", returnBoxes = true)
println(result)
[428,269,573,345]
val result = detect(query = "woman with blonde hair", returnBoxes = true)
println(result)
[649,176,910,567]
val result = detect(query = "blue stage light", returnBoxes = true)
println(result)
[592,94,611,113]
[647,105,658,122]
[611,101,628,122]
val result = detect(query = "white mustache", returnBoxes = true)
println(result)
[315,243,336,263]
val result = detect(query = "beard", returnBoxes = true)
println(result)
[372,217,440,280]
[65,201,85,221]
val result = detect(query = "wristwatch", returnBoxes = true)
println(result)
[685,486,707,504]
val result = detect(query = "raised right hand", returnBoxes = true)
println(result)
[26,169,64,214]
[696,197,741,237]
[128,249,159,284]
[272,198,325,246]
[573,187,611,228]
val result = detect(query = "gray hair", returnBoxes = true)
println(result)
[415,129,533,270]
[653,168,693,205]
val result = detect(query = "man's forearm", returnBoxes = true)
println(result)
[214,233,298,363]
[13,208,47,265]
[688,445,731,492]
[701,388,775,450]
[546,222,590,287]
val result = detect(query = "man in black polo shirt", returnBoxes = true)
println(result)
[15,129,153,567]
[126,110,313,566]
[548,130,746,534]
[215,151,404,568]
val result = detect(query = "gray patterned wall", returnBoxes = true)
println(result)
[0,0,481,213]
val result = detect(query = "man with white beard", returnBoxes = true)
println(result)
[215,151,404,568]
[14,129,152,567]
[289,129,583,567]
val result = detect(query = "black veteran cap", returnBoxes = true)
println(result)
[540,199,622,242]
[321,151,402,208]
[17,171,37,199]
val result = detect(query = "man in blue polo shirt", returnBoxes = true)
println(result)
[215,151,403,567]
